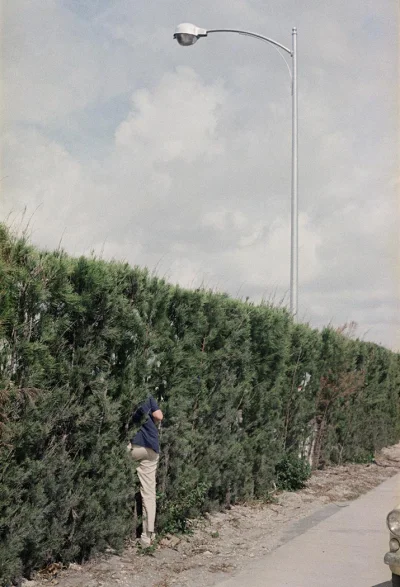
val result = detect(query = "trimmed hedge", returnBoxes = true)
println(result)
[1,224,399,584]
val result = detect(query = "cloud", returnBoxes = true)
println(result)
[114,67,226,163]
[1,127,101,252]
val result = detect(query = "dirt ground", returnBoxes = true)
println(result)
[26,444,400,587]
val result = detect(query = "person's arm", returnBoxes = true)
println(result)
[152,409,163,422]
[149,396,163,423]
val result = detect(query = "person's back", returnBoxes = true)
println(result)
[131,396,161,454]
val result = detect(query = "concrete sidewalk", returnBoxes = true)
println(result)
[216,473,400,587]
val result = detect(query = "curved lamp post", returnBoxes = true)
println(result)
[173,23,298,318]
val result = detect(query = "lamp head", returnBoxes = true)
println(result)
[174,23,207,46]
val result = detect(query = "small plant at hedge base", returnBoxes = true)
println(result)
[158,481,210,535]
[137,540,158,556]
[353,451,375,465]
[275,454,311,491]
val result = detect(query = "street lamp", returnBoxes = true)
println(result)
[173,22,298,318]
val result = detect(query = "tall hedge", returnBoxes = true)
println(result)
[1,224,399,584]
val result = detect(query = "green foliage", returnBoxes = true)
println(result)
[1,223,400,584]
[158,481,210,534]
[275,454,311,491]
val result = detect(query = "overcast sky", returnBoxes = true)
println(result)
[1,0,399,350]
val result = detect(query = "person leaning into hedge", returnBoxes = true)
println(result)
[127,395,163,547]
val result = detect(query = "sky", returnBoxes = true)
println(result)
[1,0,399,350]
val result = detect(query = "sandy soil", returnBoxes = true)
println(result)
[25,444,400,587]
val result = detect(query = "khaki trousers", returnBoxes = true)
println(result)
[127,443,159,536]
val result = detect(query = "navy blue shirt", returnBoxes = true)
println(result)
[131,396,160,453]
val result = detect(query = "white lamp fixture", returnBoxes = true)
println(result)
[173,23,208,46]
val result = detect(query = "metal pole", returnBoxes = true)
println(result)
[290,27,298,318]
